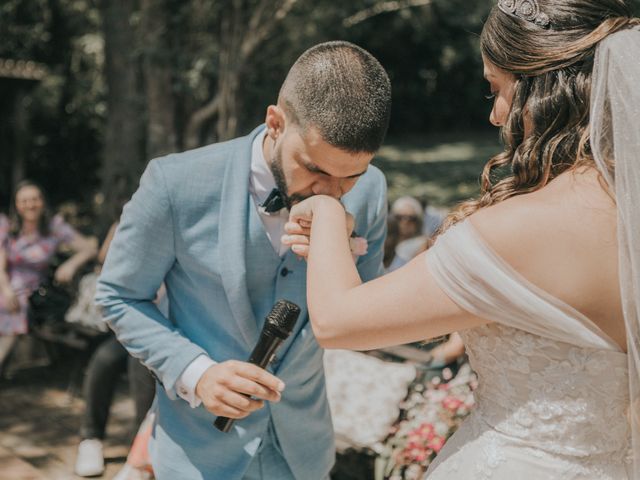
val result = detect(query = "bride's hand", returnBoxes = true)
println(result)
[284,196,355,259]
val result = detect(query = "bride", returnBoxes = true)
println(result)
[282,0,640,478]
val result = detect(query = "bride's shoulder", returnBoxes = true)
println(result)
[466,194,542,266]
[467,167,616,266]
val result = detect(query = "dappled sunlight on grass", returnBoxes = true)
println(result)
[374,132,502,207]
[0,356,134,477]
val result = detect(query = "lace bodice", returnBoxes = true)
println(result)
[460,323,629,461]
[424,220,632,479]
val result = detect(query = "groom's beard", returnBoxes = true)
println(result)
[269,148,308,210]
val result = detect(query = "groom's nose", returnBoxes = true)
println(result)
[311,177,344,199]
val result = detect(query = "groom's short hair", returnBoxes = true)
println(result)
[279,41,392,154]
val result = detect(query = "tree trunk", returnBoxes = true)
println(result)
[184,0,298,148]
[12,88,28,190]
[215,10,242,142]
[140,0,177,158]
[215,69,240,142]
[99,0,145,223]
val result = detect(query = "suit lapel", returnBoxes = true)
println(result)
[218,127,265,349]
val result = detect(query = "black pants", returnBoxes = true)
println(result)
[80,335,155,440]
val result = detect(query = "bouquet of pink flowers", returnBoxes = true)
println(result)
[374,364,478,480]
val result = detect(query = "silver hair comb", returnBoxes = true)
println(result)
[497,0,551,28]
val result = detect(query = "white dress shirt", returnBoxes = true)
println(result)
[174,129,289,407]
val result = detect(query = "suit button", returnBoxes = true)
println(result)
[280,267,291,277]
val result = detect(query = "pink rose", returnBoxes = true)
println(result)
[427,436,446,453]
[442,397,463,412]
[419,424,435,440]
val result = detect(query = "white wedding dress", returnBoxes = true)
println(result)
[424,221,631,479]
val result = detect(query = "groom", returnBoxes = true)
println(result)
[96,41,391,479]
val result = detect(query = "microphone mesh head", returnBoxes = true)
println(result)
[265,299,301,335]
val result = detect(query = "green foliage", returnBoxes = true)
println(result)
[234,0,497,136]
[2,0,640,219]
[348,0,494,134]
[0,0,104,209]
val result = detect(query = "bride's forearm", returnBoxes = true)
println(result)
[306,197,362,339]
[302,197,487,350]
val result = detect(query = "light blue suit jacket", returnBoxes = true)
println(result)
[95,126,387,479]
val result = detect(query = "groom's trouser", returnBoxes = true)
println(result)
[242,421,295,479]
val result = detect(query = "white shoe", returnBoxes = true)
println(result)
[75,438,105,477]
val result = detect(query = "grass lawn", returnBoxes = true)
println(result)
[374,130,503,208]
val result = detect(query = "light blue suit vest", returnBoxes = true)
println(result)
[96,126,388,479]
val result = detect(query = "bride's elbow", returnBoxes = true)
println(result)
[316,335,339,349]
[315,331,343,349]
[308,311,343,348]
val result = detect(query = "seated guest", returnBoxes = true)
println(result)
[387,235,430,273]
[421,198,445,237]
[390,196,423,243]
[388,198,448,273]
[421,332,466,381]
[0,180,97,374]
[383,214,401,270]
[74,219,158,478]
[387,196,426,272]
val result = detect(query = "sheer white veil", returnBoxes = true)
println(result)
[590,25,640,476]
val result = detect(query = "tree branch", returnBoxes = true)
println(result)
[343,0,433,28]
[248,0,270,33]
[184,94,221,149]
[241,0,298,58]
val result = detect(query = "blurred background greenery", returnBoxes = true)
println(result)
[1,0,638,230]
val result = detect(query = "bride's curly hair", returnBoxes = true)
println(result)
[441,0,640,231]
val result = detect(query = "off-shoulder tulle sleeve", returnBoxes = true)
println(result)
[425,220,621,352]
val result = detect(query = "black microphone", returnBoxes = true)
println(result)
[214,299,301,433]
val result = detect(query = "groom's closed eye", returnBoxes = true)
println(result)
[303,160,367,180]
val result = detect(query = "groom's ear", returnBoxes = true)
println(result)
[265,105,286,139]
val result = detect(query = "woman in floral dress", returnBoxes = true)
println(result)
[0,180,97,371]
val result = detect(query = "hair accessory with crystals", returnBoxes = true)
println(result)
[498,0,551,28]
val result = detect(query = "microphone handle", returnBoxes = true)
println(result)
[214,334,285,433]
[248,334,284,369]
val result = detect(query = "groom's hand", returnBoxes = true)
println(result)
[284,196,355,259]
[195,360,285,419]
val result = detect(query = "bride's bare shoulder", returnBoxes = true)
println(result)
[467,167,616,266]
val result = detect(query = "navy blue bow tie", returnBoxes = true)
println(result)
[261,188,287,213]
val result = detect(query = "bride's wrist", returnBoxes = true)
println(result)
[314,196,345,215]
